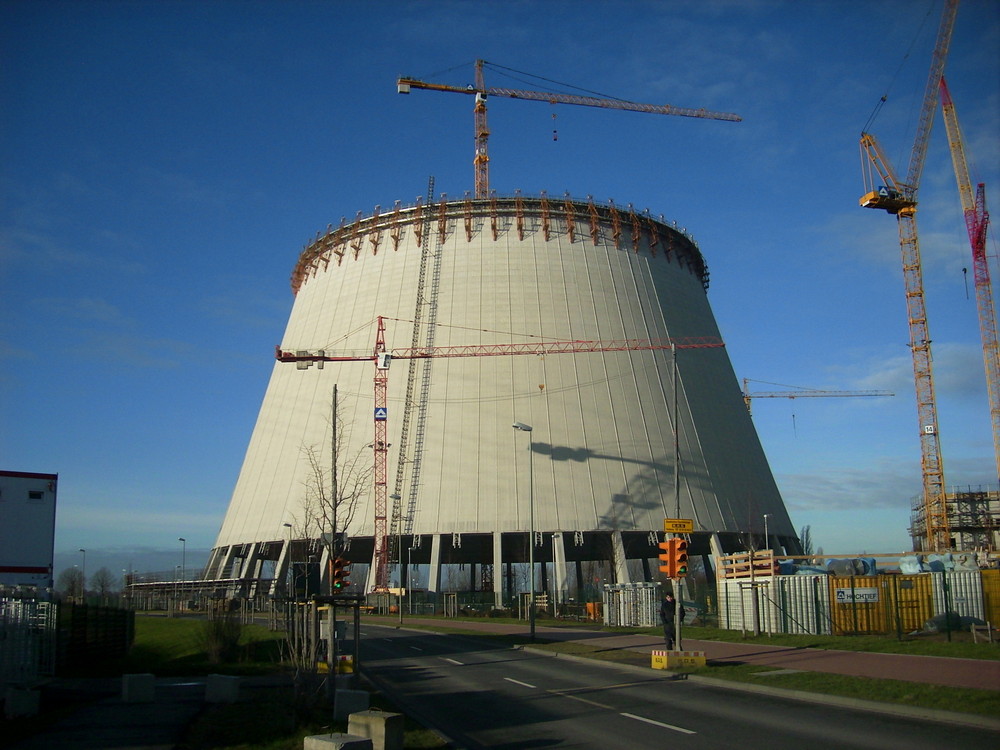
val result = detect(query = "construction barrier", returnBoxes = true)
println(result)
[651,649,706,669]
[718,570,989,636]
[602,582,662,627]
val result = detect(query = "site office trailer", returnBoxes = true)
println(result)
[0,470,58,588]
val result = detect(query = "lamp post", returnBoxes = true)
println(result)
[390,494,404,624]
[763,514,772,553]
[78,549,86,600]
[178,537,186,582]
[512,421,535,641]
[283,523,293,597]
[177,537,187,610]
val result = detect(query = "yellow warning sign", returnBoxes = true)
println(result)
[663,518,693,533]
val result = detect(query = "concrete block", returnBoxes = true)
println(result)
[122,673,155,702]
[348,709,404,750]
[303,733,372,750]
[205,673,240,703]
[4,687,40,718]
[333,688,369,721]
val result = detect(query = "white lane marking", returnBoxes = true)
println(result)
[409,646,423,651]
[504,677,536,689]
[547,689,612,710]
[621,712,696,735]
[443,657,463,665]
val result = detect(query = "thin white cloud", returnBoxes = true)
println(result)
[778,458,920,512]
[853,340,988,398]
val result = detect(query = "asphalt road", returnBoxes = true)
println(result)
[359,623,999,750]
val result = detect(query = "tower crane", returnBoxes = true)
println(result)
[278,316,726,591]
[741,379,893,416]
[397,60,741,199]
[939,77,999,482]
[858,0,958,551]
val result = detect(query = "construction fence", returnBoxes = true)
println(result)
[718,569,1000,636]
[1,590,134,687]
[1,594,57,687]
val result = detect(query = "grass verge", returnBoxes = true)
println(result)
[119,614,285,676]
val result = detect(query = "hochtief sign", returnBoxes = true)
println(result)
[835,587,879,604]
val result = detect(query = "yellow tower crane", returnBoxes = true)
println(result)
[939,77,999,483]
[858,0,958,552]
[741,379,893,416]
[397,59,741,199]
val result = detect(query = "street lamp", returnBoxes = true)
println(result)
[78,549,86,599]
[178,538,186,582]
[763,514,772,553]
[390,494,403,624]
[283,523,293,597]
[512,421,535,641]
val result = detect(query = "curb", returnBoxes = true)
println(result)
[518,646,1000,732]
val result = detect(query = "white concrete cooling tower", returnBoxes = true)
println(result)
[206,194,797,597]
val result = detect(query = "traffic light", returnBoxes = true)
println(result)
[658,538,689,579]
[332,557,351,590]
[673,538,689,578]
[658,540,674,577]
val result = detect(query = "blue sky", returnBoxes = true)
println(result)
[3,0,998,577]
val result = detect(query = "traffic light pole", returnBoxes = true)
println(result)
[658,528,690,651]
[674,585,683,651]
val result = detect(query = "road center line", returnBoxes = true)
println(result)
[442,657,463,665]
[546,689,614,711]
[621,712,696,735]
[504,677,536,689]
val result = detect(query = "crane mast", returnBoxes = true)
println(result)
[398,59,741,198]
[939,77,999,483]
[858,0,958,551]
[279,317,726,590]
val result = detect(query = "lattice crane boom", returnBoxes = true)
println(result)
[398,59,741,198]
[278,316,726,591]
[857,0,958,552]
[940,77,999,483]
[741,379,893,415]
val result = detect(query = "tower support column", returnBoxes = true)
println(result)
[493,531,503,609]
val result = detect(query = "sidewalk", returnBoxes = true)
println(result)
[367,615,1000,691]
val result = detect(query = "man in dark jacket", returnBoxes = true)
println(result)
[660,593,685,649]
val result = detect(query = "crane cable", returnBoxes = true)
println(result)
[861,0,938,135]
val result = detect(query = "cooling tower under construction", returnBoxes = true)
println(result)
[205,193,799,599]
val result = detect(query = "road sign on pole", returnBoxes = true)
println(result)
[664,518,693,533]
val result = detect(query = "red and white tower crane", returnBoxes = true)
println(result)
[278,316,725,590]
[939,77,998,483]
[397,60,741,199]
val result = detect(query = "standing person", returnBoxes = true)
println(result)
[660,592,685,649]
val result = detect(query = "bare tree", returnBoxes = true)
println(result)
[282,388,373,700]
[289,386,373,589]
[91,567,117,603]
[799,525,814,557]
[55,567,84,599]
